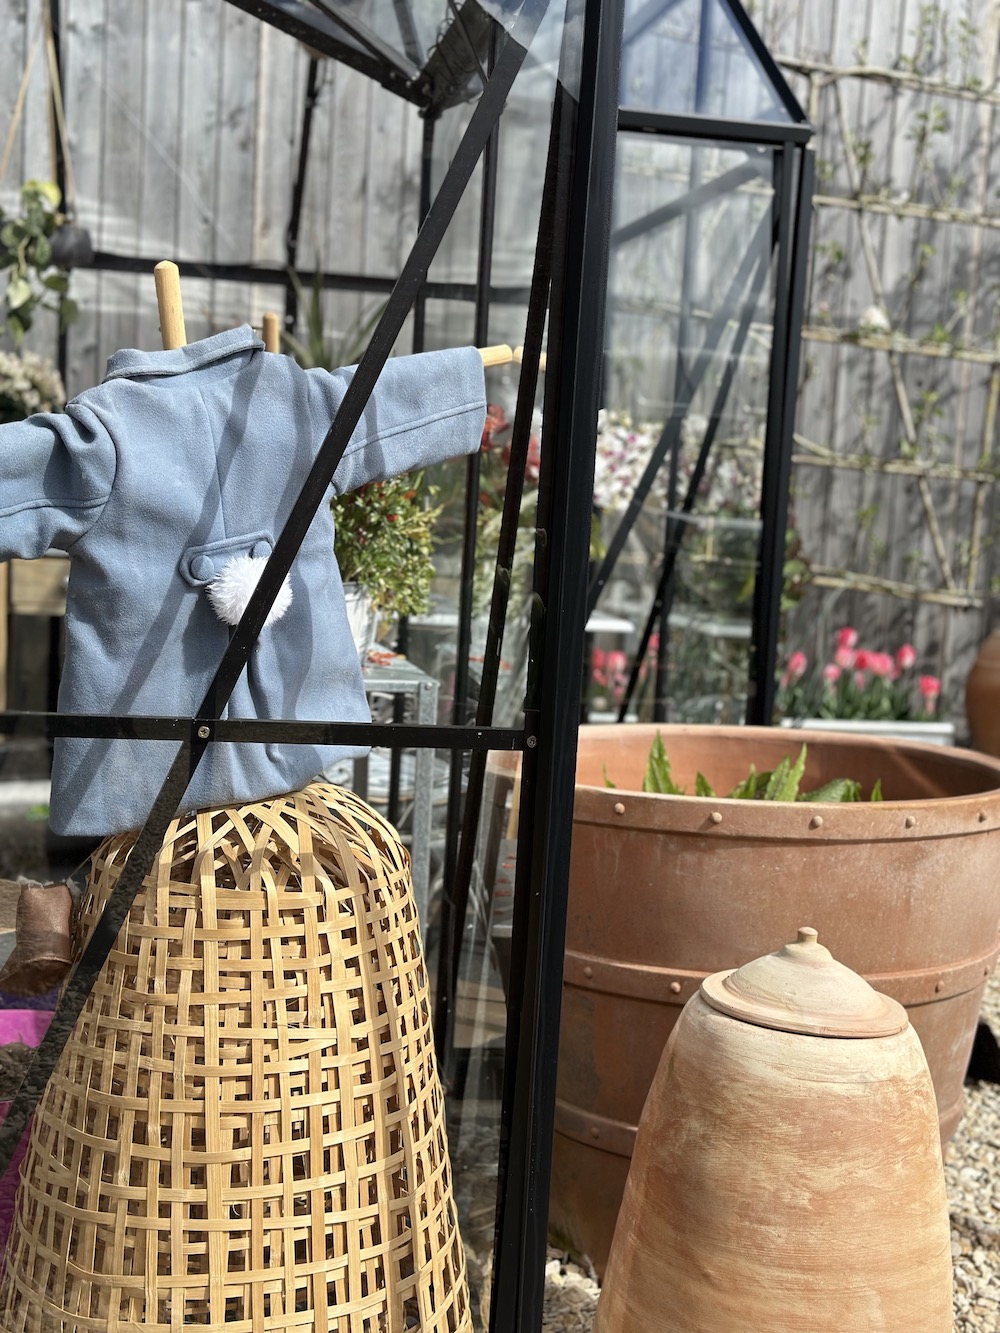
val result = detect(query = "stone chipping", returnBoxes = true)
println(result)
[542,969,1000,1333]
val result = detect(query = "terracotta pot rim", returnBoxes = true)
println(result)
[575,723,1000,837]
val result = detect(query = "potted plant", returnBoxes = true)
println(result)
[549,722,1000,1274]
[332,473,441,658]
[776,624,953,743]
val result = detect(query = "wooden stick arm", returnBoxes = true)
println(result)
[153,261,186,350]
[262,312,281,353]
[479,343,513,367]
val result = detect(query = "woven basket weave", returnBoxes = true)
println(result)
[0,783,472,1333]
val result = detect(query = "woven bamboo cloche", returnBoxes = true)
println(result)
[0,783,472,1333]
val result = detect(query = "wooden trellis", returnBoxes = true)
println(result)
[753,0,1000,707]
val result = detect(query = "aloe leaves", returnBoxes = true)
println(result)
[630,736,882,804]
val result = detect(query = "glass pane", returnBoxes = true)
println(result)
[620,0,792,122]
[585,135,776,730]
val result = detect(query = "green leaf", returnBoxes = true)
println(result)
[6,308,26,344]
[771,745,808,802]
[30,234,52,266]
[695,771,716,797]
[602,764,616,789]
[643,732,684,795]
[870,778,883,802]
[6,275,32,309]
[41,271,69,292]
[59,296,79,330]
[799,777,862,803]
[764,755,791,801]
[0,222,19,249]
[728,765,760,799]
[23,178,61,208]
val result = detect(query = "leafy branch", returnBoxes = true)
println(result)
[0,180,78,345]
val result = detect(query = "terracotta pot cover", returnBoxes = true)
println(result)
[551,723,1000,1274]
[593,929,953,1333]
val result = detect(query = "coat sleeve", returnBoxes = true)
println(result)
[307,347,486,495]
[0,399,116,558]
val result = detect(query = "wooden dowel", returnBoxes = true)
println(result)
[262,312,281,353]
[479,343,513,367]
[154,261,186,349]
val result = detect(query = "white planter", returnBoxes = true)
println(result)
[342,583,379,664]
[780,717,956,747]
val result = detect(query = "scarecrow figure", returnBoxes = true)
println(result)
[0,292,490,1332]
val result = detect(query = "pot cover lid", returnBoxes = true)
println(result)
[700,927,908,1038]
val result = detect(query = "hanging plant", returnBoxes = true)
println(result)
[0,180,80,345]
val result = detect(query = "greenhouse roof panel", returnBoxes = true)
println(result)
[621,0,806,126]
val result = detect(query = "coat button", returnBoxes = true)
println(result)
[251,541,272,559]
[191,554,215,581]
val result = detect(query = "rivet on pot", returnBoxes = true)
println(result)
[809,814,823,829]
[935,979,944,993]
[904,814,917,829]
[978,811,987,823]
[590,1126,600,1140]
[584,965,594,980]
[669,981,682,994]
[710,811,723,825]
[613,802,626,816]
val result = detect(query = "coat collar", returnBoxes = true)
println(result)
[103,324,266,381]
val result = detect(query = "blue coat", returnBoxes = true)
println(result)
[0,325,486,836]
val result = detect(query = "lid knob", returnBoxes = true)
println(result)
[700,926,908,1039]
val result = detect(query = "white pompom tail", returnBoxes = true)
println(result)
[207,554,293,628]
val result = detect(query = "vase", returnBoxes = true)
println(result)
[966,629,1000,757]
[342,581,379,663]
[550,723,1000,1274]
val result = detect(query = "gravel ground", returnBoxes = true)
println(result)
[542,969,1000,1332]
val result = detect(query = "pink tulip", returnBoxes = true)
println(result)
[607,650,628,675]
[836,626,859,651]
[781,650,807,688]
[787,650,808,679]
[896,643,917,671]
[834,645,856,669]
[919,675,941,716]
[592,648,606,671]
[822,664,841,684]
[869,652,894,678]
[853,649,872,671]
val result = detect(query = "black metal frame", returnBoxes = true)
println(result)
[0,2,812,1329]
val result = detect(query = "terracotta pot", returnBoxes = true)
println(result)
[550,723,1000,1273]
[966,629,1000,757]
[593,930,953,1333]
